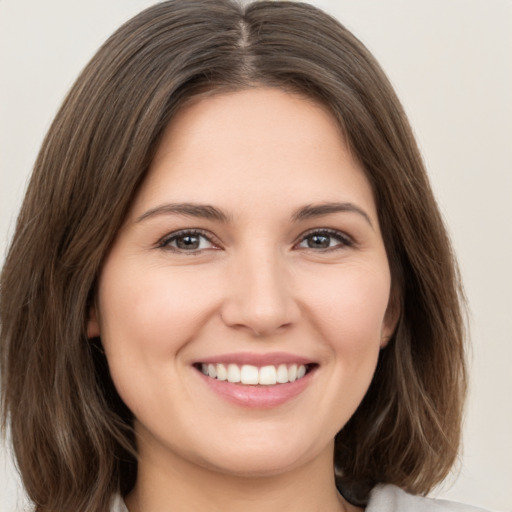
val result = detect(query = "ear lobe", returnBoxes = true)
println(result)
[380,330,394,348]
[87,304,101,338]
[381,292,401,348]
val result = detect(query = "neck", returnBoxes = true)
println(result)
[125,438,361,512]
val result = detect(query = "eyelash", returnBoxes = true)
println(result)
[157,228,354,254]
[296,228,354,251]
[157,229,219,254]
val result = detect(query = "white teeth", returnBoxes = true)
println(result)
[276,364,288,383]
[200,362,309,385]
[240,365,259,384]
[227,364,241,383]
[288,364,297,382]
[216,363,227,381]
[259,365,277,385]
[207,363,217,378]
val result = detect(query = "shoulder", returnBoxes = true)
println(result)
[366,484,492,512]
[110,487,494,512]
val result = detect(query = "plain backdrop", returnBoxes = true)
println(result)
[1,1,511,511]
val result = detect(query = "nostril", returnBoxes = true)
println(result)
[219,279,300,338]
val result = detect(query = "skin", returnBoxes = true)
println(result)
[89,87,397,512]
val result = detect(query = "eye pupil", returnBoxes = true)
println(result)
[308,234,330,248]
[176,235,200,250]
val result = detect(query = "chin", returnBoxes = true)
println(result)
[198,450,310,478]
[191,430,331,479]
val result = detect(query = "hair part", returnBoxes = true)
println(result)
[1,1,467,510]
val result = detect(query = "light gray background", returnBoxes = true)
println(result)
[1,1,511,511]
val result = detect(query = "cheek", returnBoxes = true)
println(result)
[294,265,391,437]
[95,260,219,416]
[305,263,391,349]
[97,261,221,357]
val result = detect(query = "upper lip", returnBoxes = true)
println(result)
[195,352,315,367]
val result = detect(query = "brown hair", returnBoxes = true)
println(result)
[1,1,466,510]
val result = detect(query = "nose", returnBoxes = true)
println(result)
[220,249,300,337]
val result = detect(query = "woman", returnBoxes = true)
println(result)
[0,1,487,511]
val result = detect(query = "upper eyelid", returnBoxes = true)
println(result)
[157,228,220,249]
[295,227,354,245]
[156,227,354,250]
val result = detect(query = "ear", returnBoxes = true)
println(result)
[87,303,101,338]
[380,290,401,348]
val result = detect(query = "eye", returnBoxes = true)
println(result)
[158,230,218,253]
[296,229,353,250]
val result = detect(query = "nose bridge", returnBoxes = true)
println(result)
[221,243,298,336]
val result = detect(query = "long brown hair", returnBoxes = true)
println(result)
[1,1,466,510]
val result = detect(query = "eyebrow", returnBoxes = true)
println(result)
[136,203,231,223]
[136,201,373,228]
[291,202,374,228]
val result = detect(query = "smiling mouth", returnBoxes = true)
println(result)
[195,363,316,386]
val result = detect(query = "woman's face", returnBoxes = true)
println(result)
[89,87,396,477]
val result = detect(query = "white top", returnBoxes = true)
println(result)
[366,485,489,511]
[110,484,490,511]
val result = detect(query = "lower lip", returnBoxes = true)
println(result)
[196,369,315,409]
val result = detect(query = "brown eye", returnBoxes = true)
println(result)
[306,234,331,249]
[160,230,216,252]
[297,230,353,250]
[175,234,201,250]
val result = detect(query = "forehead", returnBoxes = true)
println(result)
[130,87,376,221]
[153,86,348,167]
